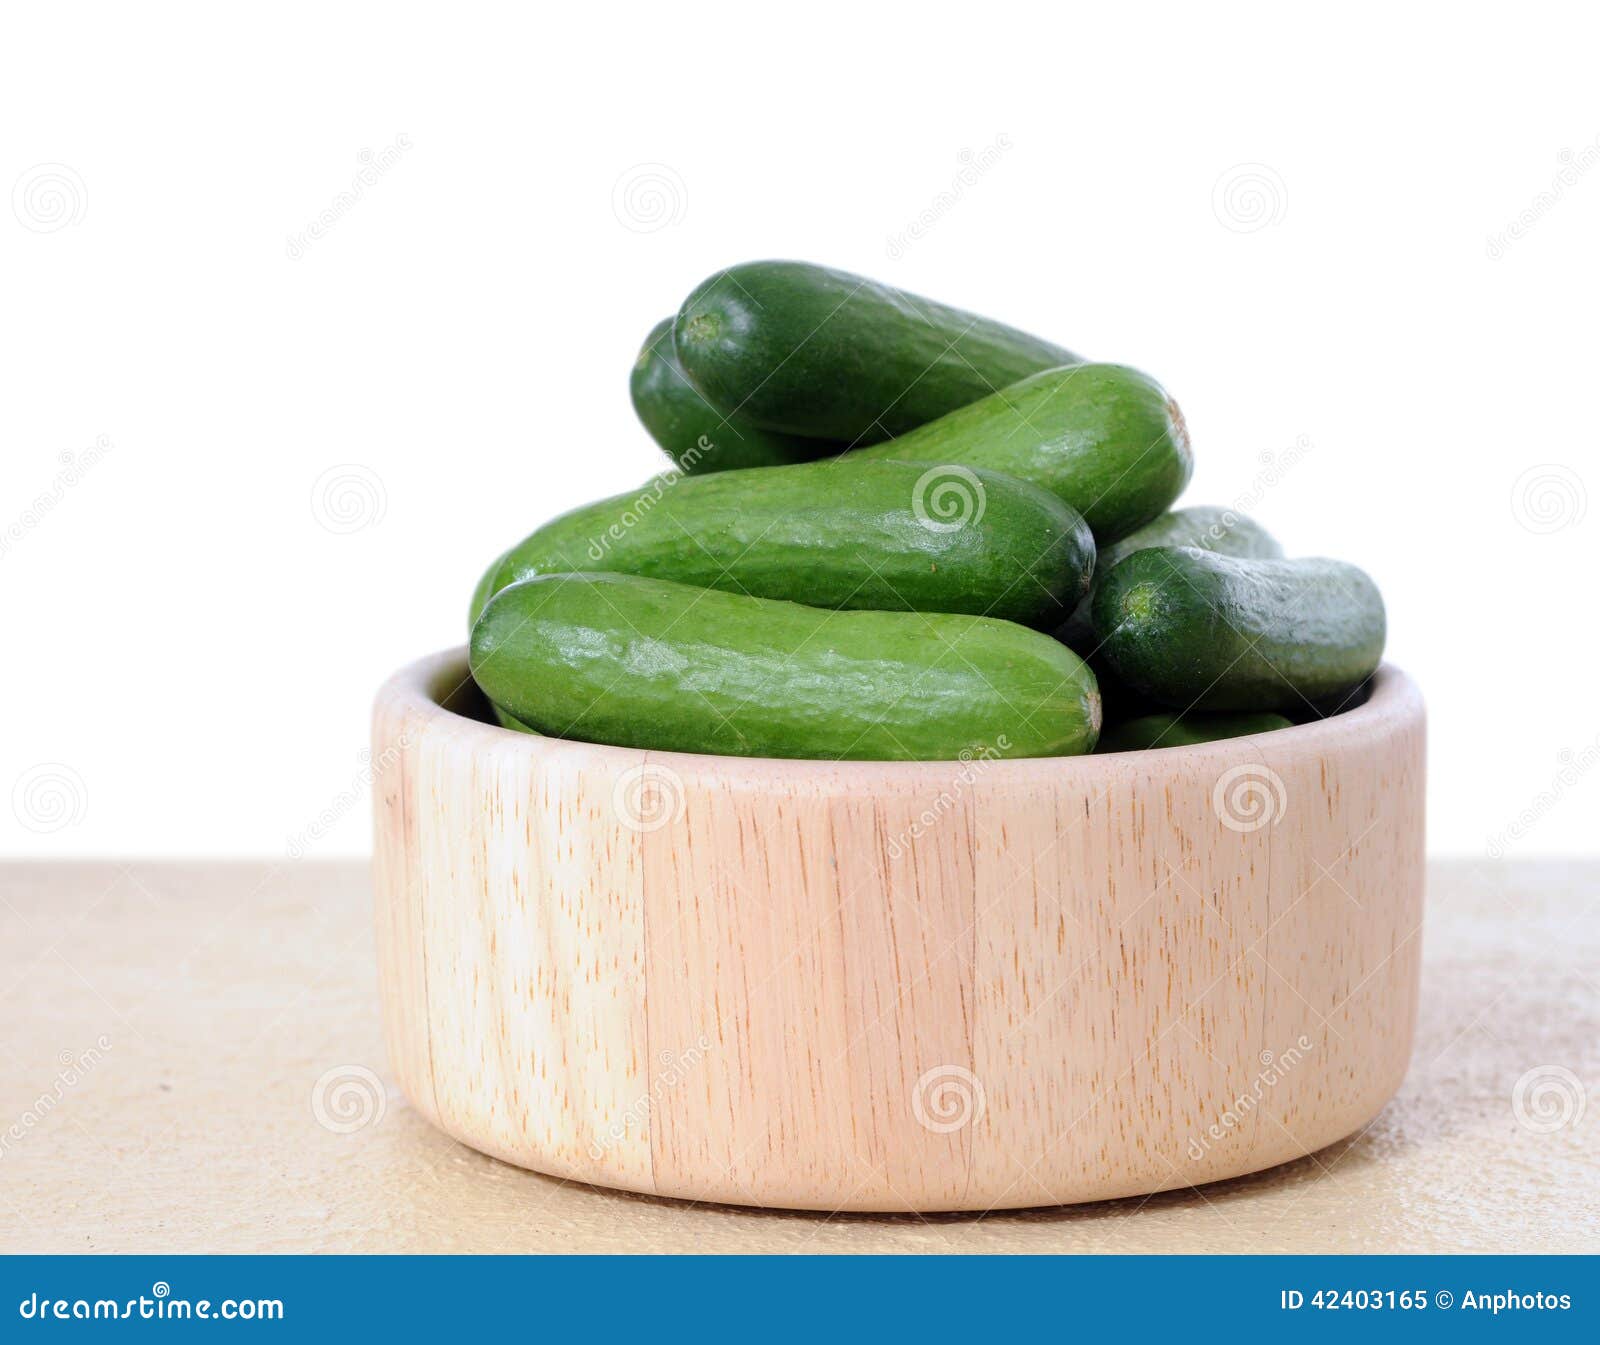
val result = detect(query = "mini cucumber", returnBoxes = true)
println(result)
[490,702,537,733]
[1096,711,1293,753]
[1091,548,1385,712]
[852,364,1191,542]
[630,318,838,473]
[470,572,1102,761]
[472,458,1094,628]
[673,260,1080,444]
[1055,506,1282,652]
[468,549,509,630]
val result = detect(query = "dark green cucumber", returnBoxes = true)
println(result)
[1091,548,1385,712]
[630,318,839,473]
[1097,506,1282,575]
[1097,711,1293,754]
[673,260,1080,445]
[852,364,1191,542]
[470,573,1101,761]
[1056,506,1282,652]
[472,458,1094,628]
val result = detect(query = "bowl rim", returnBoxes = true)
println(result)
[379,648,1421,782]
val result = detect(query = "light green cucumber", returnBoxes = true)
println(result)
[469,550,509,631]
[472,458,1094,628]
[469,572,1102,761]
[490,702,537,733]
[852,364,1191,542]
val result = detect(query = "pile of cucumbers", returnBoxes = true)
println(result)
[467,260,1385,762]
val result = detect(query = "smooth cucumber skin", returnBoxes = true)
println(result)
[1096,506,1282,574]
[1091,548,1385,712]
[854,364,1191,542]
[470,573,1102,761]
[1056,506,1282,652]
[630,318,837,473]
[490,702,537,733]
[468,550,508,631]
[475,459,1094,628]
[673,260,1080,445]
[1096,711,1293,754]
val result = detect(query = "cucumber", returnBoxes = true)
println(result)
[1096,506,1282,574]
[630,318,837,473]
[1097,711,1293,754]
[472,458,1094,628]
[1081,651,1157,721]
[1091,548,1385,712]
[470,573,1102,761]
[1056,506,1282,652]
[469,549,508,630]
[673,260,1080,445]
[490,702,537,733]
[852,364,1191,542]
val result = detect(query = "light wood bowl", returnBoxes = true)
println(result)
[372,649,1425,1212]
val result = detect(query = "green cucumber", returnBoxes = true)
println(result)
[630,318,838,473]
[673,260,1080,445]
[1097,711,1293,754]
[852,364,1191,542]
[1056,506,1282,652]
[1096,506,1282,575]
[469,549,508,630]
[470,572,1102,761]
[472,458,1094,628]
[1092,548,1385,712]
[490,702,537,733]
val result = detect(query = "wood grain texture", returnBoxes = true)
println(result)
[372,652,1426,1211]
[12,860,1594,1254]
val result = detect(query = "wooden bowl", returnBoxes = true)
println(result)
[372,650,1425,1212]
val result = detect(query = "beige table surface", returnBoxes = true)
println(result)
[0,859,1595,1254]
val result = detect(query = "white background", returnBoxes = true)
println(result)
[2,0,1596,859]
